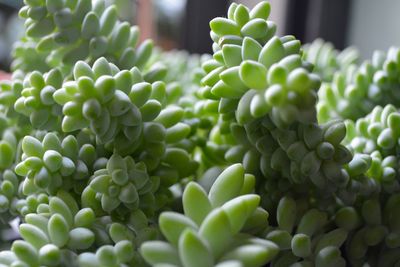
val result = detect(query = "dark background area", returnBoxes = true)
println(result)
[181,0,351,53]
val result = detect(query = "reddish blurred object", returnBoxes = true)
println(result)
[0,71,11,81]
[137,0,154,42]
